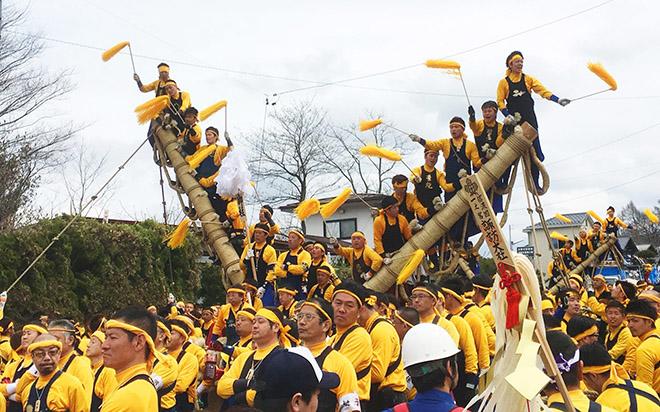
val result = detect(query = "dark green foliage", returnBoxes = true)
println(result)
[0,216,223,323]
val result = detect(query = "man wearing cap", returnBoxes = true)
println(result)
[387,323,463,412]
[275,230,312,299]
[167,319,199,411]
[178,107,203,156]
[330,282,373,406]
[212,285,247,346]
[86,330,118,410]
[602,300,633,366]
[496,51,570,191]
[625,299,660,393]
[373,195,412,257]
[152,318,178,412]
[101,306,159,411]
[250,346,340,412]
[217,307,283,407]
[240,223,278,287]
[134,62,170,96]
[49,319,94,401]
[471,275,495,331]
[297,298,360,412]
[248,205,280,244]
[390,175,429,223]
[358,291,407,411]
[543,331,617,412]
[307,263,336,303]
[17,334,87,411]
[278,283,299,320]
[330,231,383,285]
[193,126,231,196]
[580,342,660,411]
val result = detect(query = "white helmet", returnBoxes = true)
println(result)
[402,323,460,369]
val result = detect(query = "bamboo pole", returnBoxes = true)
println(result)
[365,122,537,292]
[153,123,244,286]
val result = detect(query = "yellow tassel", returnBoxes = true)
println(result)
[135,96,170,124]
[359,144,402,162]
[587,62,617,91]
[425,59,461,70]
[358,119,383,132]
[185,144,217,169]
[644,208,659,224]
[320,188,352,219]
[550,231,569,242]
[397,250,425,285]
[587,210,604,223]
[164,218,191,249]
[554,213,572,224]
[199,100,228,121]
[101,41,130,62]
[295,198,321,221]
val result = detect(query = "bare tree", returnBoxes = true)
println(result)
[248,101,340,231]
[61,141,110,215]
[620,200,660,247]
[322,115,415,194]
[0,6,76,231]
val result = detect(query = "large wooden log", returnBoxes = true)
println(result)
[365,123,537,292]
[153,123,244,286]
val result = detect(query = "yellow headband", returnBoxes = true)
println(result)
[593,275,606,282]
[91,331,106,344]
[171,324,189,340]
[156,321,171,340]
[301,302,332,322]
[627,314,656,322]
[28,339,62,354]
[24,324,48,335]
[236,309,256,321]
[278,288,297,297]
[541,300,555,311]
[508,54,523,65]
[158,65,170,73]
[582,364,610,374]
[441,287,464,303]
[227,287,246,295]
[639,293,660,304]
[242,282,258,291]
[364,295,377,307]
[572,325,598,342]
[289,230,305,241]
[394,311,414,328]
[449,122,465,130]
[174,316,195,333]
[412,286,437,300]
[105,319,163,370]
[473,284,491,291]
[253,226,269,235]
[332,289,363,307]
[255,308,283,330]
[316,266,332,276]
[0,321,13,333]
[351,232,366,240]
[393,181,408,189]
[569,275,584,285]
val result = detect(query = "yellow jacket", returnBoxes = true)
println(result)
[446,314,479,375]
[477,299,496,332]
[58,352,94,405]
[605,323,633,364]
[0,337,12,373]
[307,282,335,302]
[91,362,118,409]
[306,341,360,408]
[18,369,88,412]
[365,313,407,392]
[152,351,179,410]
[423,135,482,169]
[239,241,277,282]
[101,363,158,412]
[336,245,383,275]
[373,214,412,255]
[449,303,491,369]
[633,328,660,393]
[392,191,429,221]
[247,221,280,241]
[274,247,311,279]
[212,303,247,337]
[420,312,460,346]
[330,323,373,401]
[226,200,245,232]
[170,346,199,405]
[0,355,34,397]
[497,72,555,111]
[410,165,455,194]
[546,389,617,412]
[597,372,660,412]
[468,119,504,149]
[139,79,166,95]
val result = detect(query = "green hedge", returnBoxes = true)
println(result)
[0,216,224,323]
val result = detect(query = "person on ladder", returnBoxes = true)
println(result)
[496,51,570,192]
[134,62,171,96]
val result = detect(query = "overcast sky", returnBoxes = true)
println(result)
[12,0,660,248]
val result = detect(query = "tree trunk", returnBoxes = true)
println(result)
[153,124,244,286]
[365,123,537,292]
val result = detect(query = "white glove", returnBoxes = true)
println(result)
[257,286,266,298]
[383,257,392,265]
[302,285,308,294]
[458,169,468,179]
[413,175,422,184]
[246,249,255,259]
[514,112,522,123]
[150,373,164,390]
[558,98,571,107]
[503,114,516,126]
[485,148,497,160]
[133,73,140,82]
[328,237,338,247]
[167,293,176,304]
[370,208,379,217]
[409,134,421,143]
[27,364,39,378]
[197,381,209,395]
[5,382,17,395]
[360,272,373,281]
[221,220,232,228]
[409,219,423,233]
[0,291,7,310]
[8,394,17,402]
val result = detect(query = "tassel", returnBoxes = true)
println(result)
[186,144,217,169]
[587,62,617,91]
[101,41,130,62]
[425,59,462,77]
[644,208,659,224]
[358,119,383,132]
[359,144,402,161]
[320,188,352,219]
[587,210,604,223]
[397,250,425,285]
[164,218,191,249]
[554,213,572,224]
[550,231,569,242]
[199,100,227,121]
[135,96,170,124]
[497,262,522,329]
[295,198,321,221]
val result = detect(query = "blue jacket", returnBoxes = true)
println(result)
[385,389,458,412]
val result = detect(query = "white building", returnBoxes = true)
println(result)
[280,193,386,248]
[522,212,594,273]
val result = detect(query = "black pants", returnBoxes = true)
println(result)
[367,387,406,412]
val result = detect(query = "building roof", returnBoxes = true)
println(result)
[279,193,386,213]
[523,212,592,233]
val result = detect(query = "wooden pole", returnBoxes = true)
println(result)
[365,122,537,292]
[153,122,244,286]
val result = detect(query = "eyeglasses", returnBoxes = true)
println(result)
[296,313,321,322]
[32,348,60,360]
